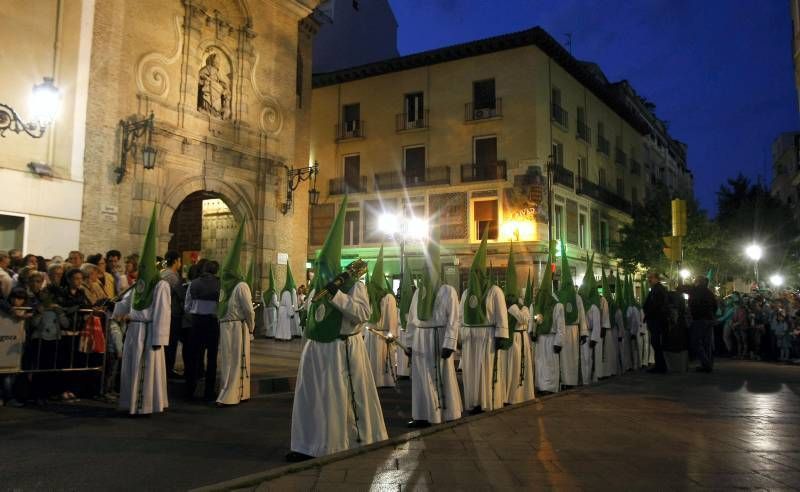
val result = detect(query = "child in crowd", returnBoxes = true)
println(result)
[1,288,32,407]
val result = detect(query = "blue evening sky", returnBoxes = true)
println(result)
[388,0,799,213]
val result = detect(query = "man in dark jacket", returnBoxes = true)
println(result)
[183,260,221,400]
[683,276,718,372]
[643,271,669,373]
[161,251,186,379]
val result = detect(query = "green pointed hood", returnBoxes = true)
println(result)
[523,269,533,307]
[610,269,621,314]
[581,253,601,313]
[417,227,441,321]
[245,259,255,293]
[133,204,160,311]
[640,277,649,305]
[505,242,520,330]
[264,264,277,300]
[399,256,413,329]
[629,274,640,309]
[281,263,297,295]
[217,220,247,317]
[533,242,559,335]
[306,196,348,342]
[463,228,489,325]
[558,240,579,325]
[601,264,614,314]
[368,245,390,323]
[617,272,630,319]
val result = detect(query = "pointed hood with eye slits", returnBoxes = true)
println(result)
[504,242,520,331]
[367,245,390,323]
[533,241,560,336]
[399,256,413,329]
[217,220,247,317]
[557,240,579,325]
[580,253,601,313]
[463,228,489,325]
[133,204,160,311]
[417,227,441,322]
[523,269,533,307]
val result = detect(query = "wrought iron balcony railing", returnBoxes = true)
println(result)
[577,121,591,144]
[460,160,507,182]
[329,176,368,195]
[597,136,610,155]
[374,165,451,191]
[551,103,569,128]
[395,110,429,131]
[553,165,574,190]
[577,177,631,213]
[465,98,502,121]
[335,120,365,140]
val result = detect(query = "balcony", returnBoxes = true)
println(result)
[374,166,451,191]
[597,136,610,155]
[551,103,569,129]
[465,98,502,121]
[577,121,591,144]
[396,111,429,132]
[335,120,365,141]
[553,165,574,190]
[461,160,507,182]
[615,148,627,166]
[329,176,368,195]
[577,177,631,213]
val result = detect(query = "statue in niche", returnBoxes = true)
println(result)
[197,52,232,119]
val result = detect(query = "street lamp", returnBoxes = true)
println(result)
[745,243,763,284]
[769,274,784,288]
[679,268,691,282]
[0,77,61,139]
[379,211,429,290]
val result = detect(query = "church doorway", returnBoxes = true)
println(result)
[168,191,238,264]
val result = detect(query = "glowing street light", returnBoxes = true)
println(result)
[378,212,400,236]
[406,217,429,241]
[379,211,429,291]
[679,268,691,281]
[745,243,763,284]
[30,77,61,126]
[769,274,784,288]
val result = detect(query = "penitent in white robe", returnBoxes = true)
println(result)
[505,304,535,404]
[395,323,411,377]
[639,307,654,367]
[263,292,278,338]
[289,290,302,337]
[626,306,642,370]
[602,300,619,378]
[580,297,610,384]
[460,285,508,412]
[217,282,255,405]
[276,290,295,341]
[290,282,388,457]
[117,280,171,415]
[364,294,399,388]
[408,285,462,424]
[560,295,588,387]
[616,309,631,373]
[533,303,566,393]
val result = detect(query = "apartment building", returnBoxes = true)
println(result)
[309,27,650,288]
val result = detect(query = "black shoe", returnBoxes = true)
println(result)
[407,419,432,428]
[467,406,484,416]
[285,451,314,463]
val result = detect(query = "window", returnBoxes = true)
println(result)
[599,167,607,187]
[579,213,588,249]
[404,146,426,184]
[342,103,360,132]
[344,154,361,190]
[631,187,638,205]
[578,156,588,180]
[600,219,609,253]
[0,214,25,251]
[552,141,564,167]
[566,199,578,245]
[473,79,496,109]
[430,193,468,240]
[616,177,625,196]
[473,199,499,240]
[310,204,335,245]
[344,210,360,246]
[405,92,424,123]
[552,87,562,106]
[577,106,586,124]
[474,136,498,166]
[597,122,605,138]
[554,204,564,241]
[591,210,600,250]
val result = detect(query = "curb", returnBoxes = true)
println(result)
[192,386,581,491]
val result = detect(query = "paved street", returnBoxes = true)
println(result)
[207,360,800,491]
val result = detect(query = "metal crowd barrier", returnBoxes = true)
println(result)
[0,307,110,395]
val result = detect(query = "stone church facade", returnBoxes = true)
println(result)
[79,0,320,288]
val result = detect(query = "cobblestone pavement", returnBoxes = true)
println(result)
[224,360,800,491]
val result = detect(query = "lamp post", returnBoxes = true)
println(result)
[679,268,691,284]
[745,244,763,286]
[0,78,61,139]
[280,161,320,214]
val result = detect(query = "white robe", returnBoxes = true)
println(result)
[395,324,411,377]
[505,304,535,404]
[289,290,302,337]
[560,294,588,386]
[290,282,388,457]
[626,306,642,369]
[603,301,619,377]
[408,285,462,424]
[364,294,399,388]
[460,285,508,412]
[581,298,609,384]
[217,282,255,405]
[276,290,296,341]
[117,280,171,415]
[533,303,566,393]
[263,292,278,338]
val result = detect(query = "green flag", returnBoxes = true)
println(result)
[417,227,441,321]
[264,264,276,301]
[367,245,390,323]
[581,253,601,313]
[523,269,533,307]
[399,256,413,329]
[133,204,160,311]
[218,220,246,317]
[504,242,520,331]
[557,240,579,325]
[463,228,489,325]
[306,196,349,343]
[533,242,559,336]
[282,263,297,296]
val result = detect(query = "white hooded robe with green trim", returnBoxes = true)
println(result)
[264,291,278,338]
[505,302,535,403]
[533,299,566,394]
[116,280,171,415]
[290,282,388,457]
[217,281,255,405]
[408,284,462,423]
[581,297,611,384]
[276,288,297,341]
[364,293,399,388]
[559,293,588,387]
[459,284,509,412]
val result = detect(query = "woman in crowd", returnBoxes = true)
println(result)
[87,254,116,299]
[125,254,139,287]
